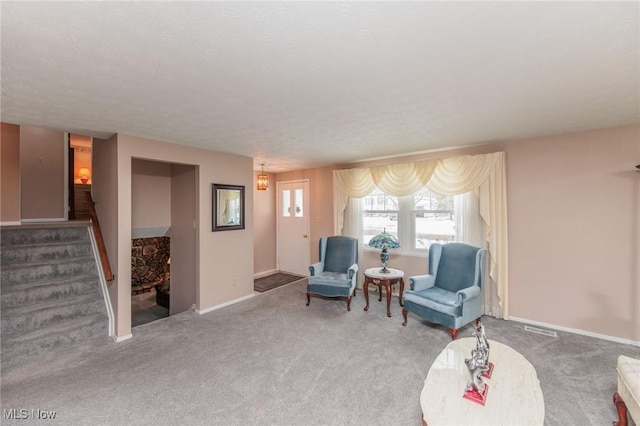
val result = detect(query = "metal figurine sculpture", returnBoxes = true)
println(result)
[465,349,489,394]
[475,321,490,373]
[463,319,493,405]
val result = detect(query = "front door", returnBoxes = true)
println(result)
[276,180,310,276]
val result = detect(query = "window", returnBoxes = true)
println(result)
[362,189,399,245]
[294,188,304,217]
[282,190,291,217]
[362,188,455,253]
[412,189,455,250]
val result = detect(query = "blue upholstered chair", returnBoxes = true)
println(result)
[402,242,487,340]
[307,236,358,311]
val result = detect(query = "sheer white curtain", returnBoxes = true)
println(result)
[342,197,364,287]
[454,191,500,317]
[455,192,483,247]
[333,152,508,318]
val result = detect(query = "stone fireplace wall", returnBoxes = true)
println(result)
[131,237,170,294]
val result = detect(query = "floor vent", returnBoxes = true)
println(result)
[524,325,558,337]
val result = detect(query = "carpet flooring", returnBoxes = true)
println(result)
[254,272,306,292]
[1,280,639,425]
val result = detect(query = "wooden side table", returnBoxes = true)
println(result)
[363,267,404,317]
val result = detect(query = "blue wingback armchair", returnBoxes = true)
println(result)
[307,236,358,311]
[402,242,487,340]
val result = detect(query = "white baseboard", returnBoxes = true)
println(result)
[112,333,133,342]
[20,218,66,222]
[0,221,22,226]
[509,316,640,347]
[254,269,278,279]
[196,293,254,315]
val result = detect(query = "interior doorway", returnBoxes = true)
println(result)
[130,159,197,327]
[68,134,93,220]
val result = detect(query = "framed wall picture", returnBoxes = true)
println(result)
[212,183,245,231]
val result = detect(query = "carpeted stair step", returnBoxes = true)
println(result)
[1,293,107,338]
[1,241,93,265]
[1,256,98,286]
[1,226,89,247]
[0,313,109,368]
[0,224,110,373]
[1,273,102,309]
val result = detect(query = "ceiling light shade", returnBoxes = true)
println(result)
[78,167,90,184]
[257,164,269,191]
[368,228,400,273]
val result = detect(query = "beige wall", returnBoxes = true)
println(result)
[278,125,639,342]
[92,135,120,331]
[112,134,253,338]
[504,125,639,341]
[19,126,65,220]
[170,164,198,315]
[1,123,21,224]
[253,171,277,275]
[131,159,172,229]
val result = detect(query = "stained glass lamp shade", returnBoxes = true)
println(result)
[368,229,400,273]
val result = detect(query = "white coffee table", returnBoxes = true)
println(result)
[421,337,545,426]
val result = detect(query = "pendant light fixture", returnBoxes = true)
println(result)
[257,164,269,191]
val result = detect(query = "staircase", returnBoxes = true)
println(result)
[1,224,110,371]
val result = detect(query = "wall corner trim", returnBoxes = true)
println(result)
[112,333,133,343]
[196,293,255,315]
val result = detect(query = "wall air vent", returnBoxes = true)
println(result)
[524,325,558,337]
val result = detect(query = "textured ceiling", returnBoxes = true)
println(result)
[2,2,638,172]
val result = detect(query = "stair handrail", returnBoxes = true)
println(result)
[85,191,115,281]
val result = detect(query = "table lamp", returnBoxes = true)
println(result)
[78,167,90,184]
[368,228,400,273]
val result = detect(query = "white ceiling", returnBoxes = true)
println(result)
[2,2,638,172]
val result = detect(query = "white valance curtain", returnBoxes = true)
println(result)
[333,151,509,318]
